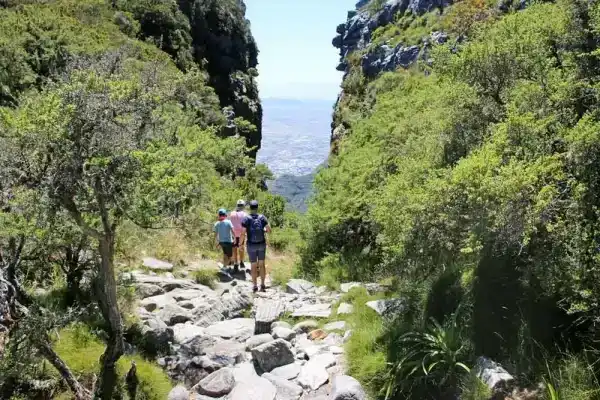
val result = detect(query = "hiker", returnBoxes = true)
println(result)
[229,199,248,272]
[213,208,235,269]
[240,200,271,293]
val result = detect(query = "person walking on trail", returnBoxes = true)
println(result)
[229,199,248,272]
[213,208,235,269]
[240,200,271,293]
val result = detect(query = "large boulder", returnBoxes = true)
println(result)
[272,326,296,341]
[158,303,193,325]
[205,318,255,341]
[270,363,301,380]
[292,320,319,333]
[246,334,274,351]
[138,314,174,355]
[251,339,295,372]
[194,367,236,397]
[172,323,205,344]
[474,357,515,393]
[229,376,276,400]
[262,372,303,400]
[365,298,405,316]
[168,385,190,400]
[286,279,315,294]
[136,283,164,299]
[331,375,367,400]
[291,303,331,318]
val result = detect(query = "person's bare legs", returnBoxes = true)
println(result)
[239,246,246,268]
[258,260,266,288]
[251,262,258,288]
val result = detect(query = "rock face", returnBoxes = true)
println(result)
[333,0,451,74]
[178,0,263,158]
[142,257,173,271]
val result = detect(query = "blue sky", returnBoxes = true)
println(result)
[245,0,356,101]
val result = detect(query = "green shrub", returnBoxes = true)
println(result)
[545,355,600,400]
[52,324,172,399]
[460,372,492,400]
[192,268,219,289]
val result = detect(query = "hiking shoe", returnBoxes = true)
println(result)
[252,286,258,293]
[240,262,246,270]
[233,264,239,273]
[260,285,266,293]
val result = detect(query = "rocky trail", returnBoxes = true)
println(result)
[126,258,393,400]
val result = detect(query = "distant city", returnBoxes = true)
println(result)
[257,97,335,211]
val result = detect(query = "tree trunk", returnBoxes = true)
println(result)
[37,340,91,400]
[93,235,124,400]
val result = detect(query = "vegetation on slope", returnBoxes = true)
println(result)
[303,0,600,398]
[0,0,277,398]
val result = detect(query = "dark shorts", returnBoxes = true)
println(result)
[247,242,266,263]
[220,242,233,257]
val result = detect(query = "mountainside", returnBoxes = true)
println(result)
[0,1,277,398]
[300,0,600,399]
[0,0,262,156]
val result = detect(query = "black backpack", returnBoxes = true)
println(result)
[248,214,265,244]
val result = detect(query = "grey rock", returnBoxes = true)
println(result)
[331,375,367,400]
[309,352,337,369]
[324,333,344,346]
[168,385,190,400]
[330,346,345,355]
[203,341,247,369]
[262,372,303,400]
[142,257,173,271]
[131,273,195,291]
[180,335,219,357]
[232,362,259,384]
[273,327,296,341]
[140,294,176,312]
[298,360,329,391]
[366,298,405,316]
[194,367,235,397]
[340,282,363,293]
[172,323,205,344]
[324,321,347,331]
[246,334,274,351]
[271,321,292,331]
[292,320,319,333]
[337,303,353,315]
[251,339,295,372]
[474,356,515,392]
[292,303,331,318]
[343,330,353,343]
[229,376,276,400]
[139,315,173,354]
[136,283,164,299]
[158,303,193,325]
[205,318,255,341]
[286,279,315,294]
[270,363,301,380]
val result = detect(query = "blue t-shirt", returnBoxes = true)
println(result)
[241,214,269,244]
[213,220,234,243]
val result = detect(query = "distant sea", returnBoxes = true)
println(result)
[256,97,335,212]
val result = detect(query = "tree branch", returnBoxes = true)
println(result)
[61,196,102,240]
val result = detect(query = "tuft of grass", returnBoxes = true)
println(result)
[460,371,492,400]
[269,256,298,287]
[51,324,172,399]
[192,268,219,289]
[545,354,600,400]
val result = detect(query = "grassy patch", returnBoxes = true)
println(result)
[545,355,600,400]
[343,287,388,397]
[51,324,172,399]
[192,268,219,289]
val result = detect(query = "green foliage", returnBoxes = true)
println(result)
[544,355,600,400]
[460,372,492,400]
[52,324,172,398]
[306,0,600,397]
[192,268,218,289]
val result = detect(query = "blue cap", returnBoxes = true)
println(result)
[218,208,227,216]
